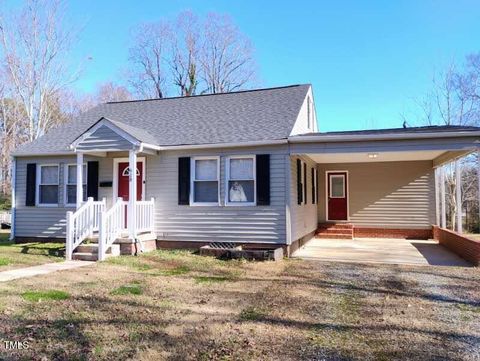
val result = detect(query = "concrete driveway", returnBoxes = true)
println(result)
[293,237,471,266]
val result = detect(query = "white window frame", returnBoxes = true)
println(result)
[313,167,318,204]
[225,155,256,206]
[112,157,146,202]
[64,163,87,207]
[36,164,60,207]
[300,161,306,205]
[190,156,220,206]
[329,174,346,198]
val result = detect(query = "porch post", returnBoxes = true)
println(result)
[455,159,462,233]
[440,166,446,229]
[434,167,440,226]
[76,152,84,209]
[128,149,137,240]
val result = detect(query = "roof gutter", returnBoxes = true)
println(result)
[11,150,75,157]
[288,131,480,143]
[12,139,288,156]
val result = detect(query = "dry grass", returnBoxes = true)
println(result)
[0,249,478,360]
[466,233,480,241]
[0,233,64,271]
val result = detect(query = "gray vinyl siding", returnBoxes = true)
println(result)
[317,160,435,229]
[289,155,318,242]
[14,146,289,243]
[145,145,288,244]
[76,125,134,151]
[14,155,79,238]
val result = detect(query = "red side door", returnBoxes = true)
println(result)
[327,172,348,221]
[118,162,143,201]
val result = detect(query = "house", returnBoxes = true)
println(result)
[9,84,480,261]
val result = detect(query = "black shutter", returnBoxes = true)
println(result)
[25,163,36,206]
[304,163,307,204]
[87,161,99,200]
[296,159,302,205]
[178,157,191,205]
[256,154,270,205]
[311,168,315,204]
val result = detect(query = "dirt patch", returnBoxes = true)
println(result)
[0,251,478,360]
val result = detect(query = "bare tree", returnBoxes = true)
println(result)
[0,91,26,195]
[200,13,256,94]
[0,0,80,141]
[128,22,171,99]
[127,11,258,97]
[409,54,480,232]
[95,82,132,103]
[169,11,200,96]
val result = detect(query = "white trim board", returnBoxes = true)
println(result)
[112,157,146,202]
[325,170,350,222]
[225,155,256,207]
[71,118,141,150]
[36,164,60,207]
[64,163,87,207]
[190,156,221,207]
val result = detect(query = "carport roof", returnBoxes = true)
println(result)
[295,125,480,137]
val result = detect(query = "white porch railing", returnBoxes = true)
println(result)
[66,197,155,261]
[135,198,155,233]
[66,197,106,260]
[98,198,128,261]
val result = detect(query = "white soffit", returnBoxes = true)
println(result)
[306,150,445,163]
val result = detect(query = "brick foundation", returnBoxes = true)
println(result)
[287,230,316,256]
[120,239,157,255]
[433,226,480,266]
[157,239,290,256]
[353,227,433,240]
[14,237,65,244]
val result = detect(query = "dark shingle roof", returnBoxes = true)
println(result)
[294,125,480,137]
[14,84,310,155]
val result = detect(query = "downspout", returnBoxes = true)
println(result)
[9,156,16,241]
[285,143,292,248]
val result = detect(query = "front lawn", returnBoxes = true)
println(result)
[0,232,65,271]
[0,249,478,360]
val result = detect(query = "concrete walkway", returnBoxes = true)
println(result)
[0,260,93,282]
[293,238,471,266]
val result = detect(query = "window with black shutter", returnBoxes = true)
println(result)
[25,163,36,206]
[178,157,191,205]
[256,154,270,206]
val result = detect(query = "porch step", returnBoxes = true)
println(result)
[137,232,156,242]
[315,233,353,240]
[72,244,120,261]
[316,223,354,240]
[317,223,353,230]
[316,228,353,235]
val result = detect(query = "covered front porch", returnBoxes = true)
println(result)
[65,118,158,261]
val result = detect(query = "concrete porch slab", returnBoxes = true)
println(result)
[292,237,472,267]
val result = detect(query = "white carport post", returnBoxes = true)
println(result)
[455,159,462,233]
[76,152,84,209]
[128,149,137,241]
[440,166,447,229]
[434,167,440,226]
